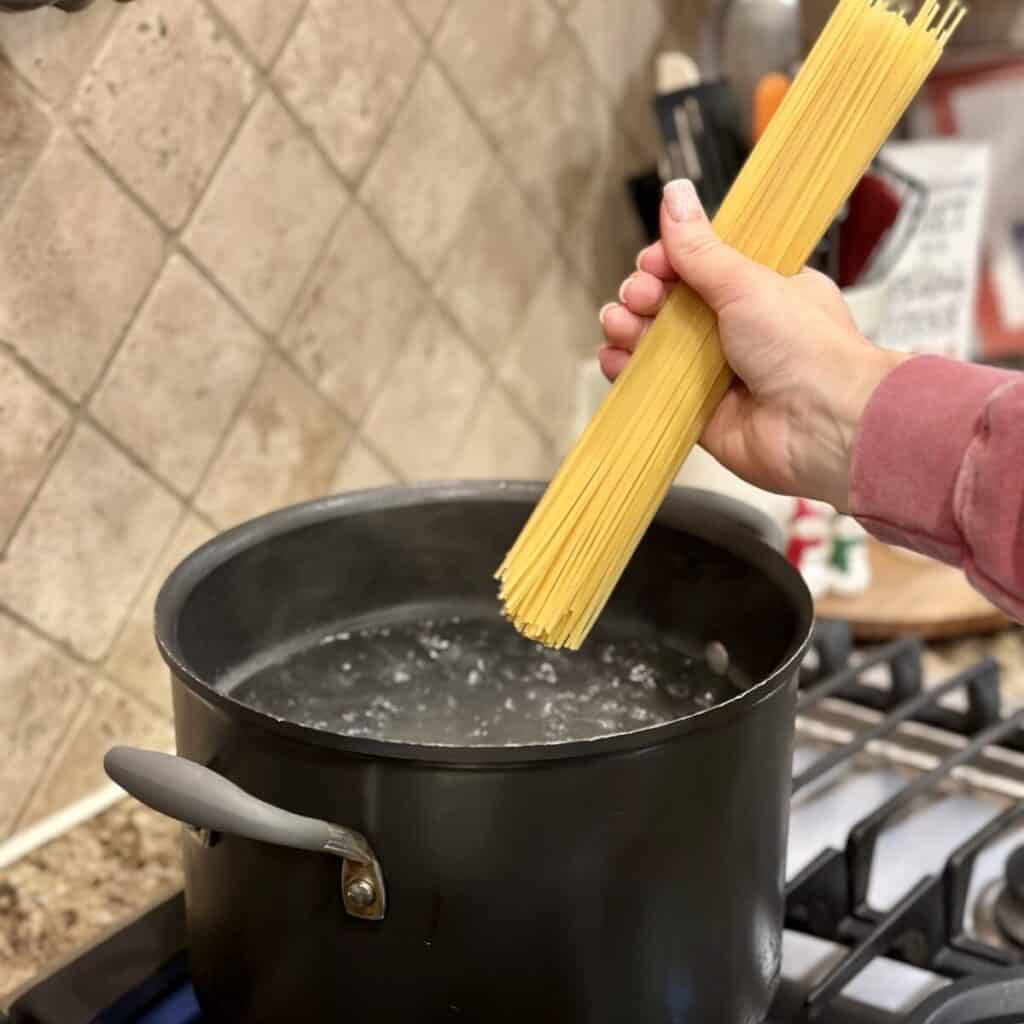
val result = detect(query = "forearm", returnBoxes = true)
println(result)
[848,354,1024,619]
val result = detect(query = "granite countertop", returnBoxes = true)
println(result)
[3,629,1023,1005]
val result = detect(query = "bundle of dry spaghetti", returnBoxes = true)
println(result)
[497,0,964,650]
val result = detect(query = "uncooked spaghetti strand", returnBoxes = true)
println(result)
[497,0,964,649]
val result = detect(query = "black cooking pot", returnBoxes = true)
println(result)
[106,481,812,1023]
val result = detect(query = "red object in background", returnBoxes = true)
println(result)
[838,174,902,288]
[918,57,1024,359]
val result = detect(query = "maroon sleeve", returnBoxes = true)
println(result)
[849,354,1024,621]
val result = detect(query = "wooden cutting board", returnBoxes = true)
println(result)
[815,538,1010,639]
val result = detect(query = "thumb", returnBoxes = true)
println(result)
[660,179,767,313]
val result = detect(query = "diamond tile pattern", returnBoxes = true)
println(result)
[451,383,553,480]
[0,134,164,401]
[105,514,213,717]
[434,162,553,356]
[184,91,347,331]
[360,62,491,279]
[400,0,450,37]
[0,0,672,843]
[0,353,69,549]
[499,258,598,451]
[0,424,181,661]
[274,0,423,182]
[0,62,51,215]
[0,611,91,839]
[0,1,116,102]
[332,440,399,492]
[362,305,486,479]
[70,0,256,229]
[19,679,175,831]
[494,30,613,233]
[281,203,426,420]
[208,0,307,67]
[196,355,352,527]
[91,255,265,494]
[435,0,557,123]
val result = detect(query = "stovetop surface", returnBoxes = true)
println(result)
[7,620,1024,1024]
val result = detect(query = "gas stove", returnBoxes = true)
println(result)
[5,620,1024,1024]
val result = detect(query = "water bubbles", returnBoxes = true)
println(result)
[228,614,744,746]
[535,661,557,685]
[706,642,730,676]
[665,682,691,701]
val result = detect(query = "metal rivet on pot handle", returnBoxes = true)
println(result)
[104,746,385,921]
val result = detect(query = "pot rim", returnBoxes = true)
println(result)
[155,480,814,764]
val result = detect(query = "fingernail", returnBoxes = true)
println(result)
[618,274,635,303]
[664,179,701,222]
[635,246,650,270]
[598,302,617,325]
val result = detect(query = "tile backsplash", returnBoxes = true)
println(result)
[0,0,687,844]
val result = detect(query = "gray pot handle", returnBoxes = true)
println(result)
[104,746,385,920]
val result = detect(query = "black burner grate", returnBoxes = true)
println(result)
[780,621,1024,1022]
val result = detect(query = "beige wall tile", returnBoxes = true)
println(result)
[0,612,91,839]
[362,305,486,479]
[434,163,553,356]
[493,30,613,232]
[281,204,426,421]
[105,514,213,717]
[274,0,423,181]
[435,0,557,123]
[400,0,450,36]
[0,134,164,401]
[499,259,596,450]
[360,63,491,279]
[91,255,265,494]
[19,680,174,830]
[569,0,664,106]
[0,354,69,549]
[208,0,306,67]
[184,92,348,331]
[332,440,399,492]
[196,355,352,527]
[0,62,51,214]
[566,141,647,300]
[450,383,553,480]
[0,424,181,661]
[0,2,116,102]
[70,0,256,230]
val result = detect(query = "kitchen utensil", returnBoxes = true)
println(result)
[106,481,811,1023]
[702,0,802,146]
[653,80,747,215]
[752,71,790,141]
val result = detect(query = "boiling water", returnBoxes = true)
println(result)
[223,614,748,746]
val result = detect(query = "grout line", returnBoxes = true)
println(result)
[0,86,56,227]
[98,503,193,673]
[265,3,433,195]
[98,666,174,723]
[1,0,595,567]
[56,2,122,115]
[8,676,97,836]
[185,343,271,515]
